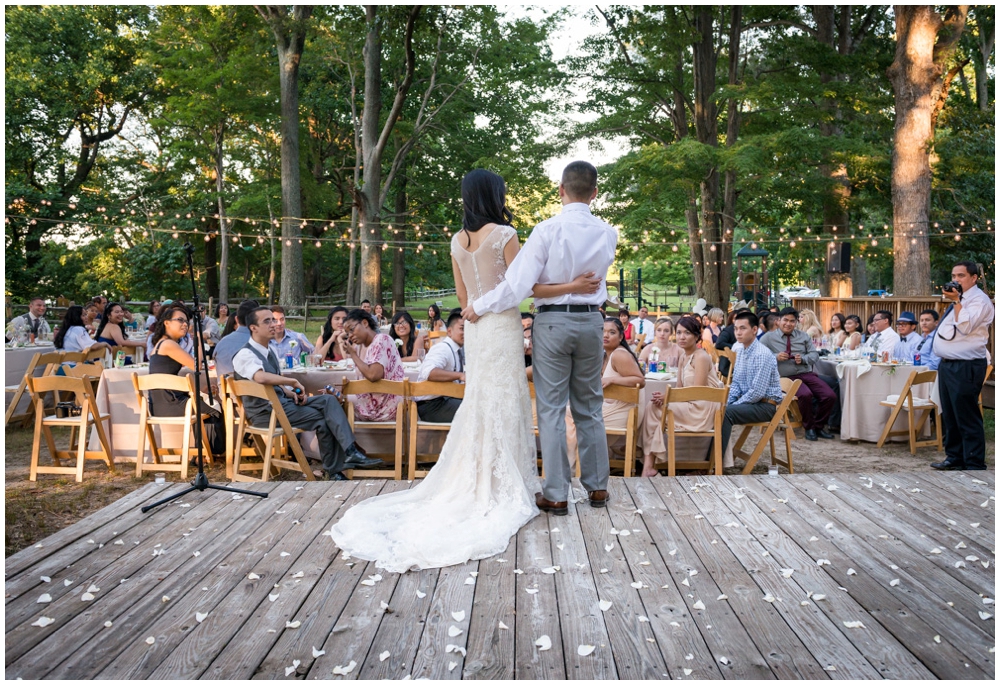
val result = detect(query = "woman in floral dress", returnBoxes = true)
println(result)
[335,308,405,421]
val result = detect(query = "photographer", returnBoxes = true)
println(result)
[931,261,995,471]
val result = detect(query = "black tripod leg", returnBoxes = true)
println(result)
[205,483,269,498]
[141,485,199,513]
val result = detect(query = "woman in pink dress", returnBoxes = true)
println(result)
[334,309,405,421]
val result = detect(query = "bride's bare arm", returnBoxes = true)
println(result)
[452,256,468,309]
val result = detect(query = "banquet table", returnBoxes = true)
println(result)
[815,358,933,443]
[5,344,56,415]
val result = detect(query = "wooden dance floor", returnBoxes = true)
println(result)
[5,471,995,679]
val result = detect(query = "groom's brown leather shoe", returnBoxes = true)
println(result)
[536,493,568,516]
[588,490,610,508]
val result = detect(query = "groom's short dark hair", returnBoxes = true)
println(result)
[561,161,598,201]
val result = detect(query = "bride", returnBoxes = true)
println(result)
[329,169,600,573]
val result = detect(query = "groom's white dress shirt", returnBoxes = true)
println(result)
[473,203,618,316]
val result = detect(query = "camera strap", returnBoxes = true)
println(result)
[935,304,958,342]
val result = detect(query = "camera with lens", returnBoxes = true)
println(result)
[942,281,963,295]
[54,401,82,419]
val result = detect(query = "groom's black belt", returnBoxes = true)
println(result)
[537,305,602,313]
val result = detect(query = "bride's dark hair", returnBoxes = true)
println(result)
[461,169,514,246]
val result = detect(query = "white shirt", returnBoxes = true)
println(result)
[631,317,654,341]
[893,333,920,363]
[473,203,617,316]
[415,336,464,401]
[233,338,278,382]
[933,285,995,362]
[868,327,900,356]
[58,325,95,353]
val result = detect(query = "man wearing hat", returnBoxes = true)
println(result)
[892,311,920,362]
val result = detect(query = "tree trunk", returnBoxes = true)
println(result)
[392,176,407,310]
[720,5,741,306]
[887,5,968,296]
[692,7,724,307]
[266,196,277,305]
[213,125,229,305]
[359,5,384,304]
[205,231,219,300]
[973,6,994,111]
[258,5,313,312]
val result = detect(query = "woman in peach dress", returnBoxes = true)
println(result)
[638,317,683,368]
[639,316,722,477]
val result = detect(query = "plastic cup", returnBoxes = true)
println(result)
[154,472,166,484]
[768,464,779,478]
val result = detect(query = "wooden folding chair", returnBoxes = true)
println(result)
[5,350,64,427]
[406,380,465,479]
[731,379,802,474]
[876,369,941,455]
[634,333,647,352]
[605,384,642,478]
[656,385,729,476]
[133,372,215,480]
[342,379,407,479]
[219,375,258,480]
[227,379,315,482]
[26,375,115,482]
[770,377,803,474]
[717,348,736,387]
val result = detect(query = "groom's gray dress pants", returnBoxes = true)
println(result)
[533,310,609,501]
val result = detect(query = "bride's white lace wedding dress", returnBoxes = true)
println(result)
[329,225,539,573]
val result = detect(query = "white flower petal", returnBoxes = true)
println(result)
[812,594,827,601]
[762,594,776,603]
[291,571,304,579]
[682,577,690,587]
[451,610,465,621]
[464,577,475,585]
[638,615,649,622]
[415,590,427,598]
[448,625,463,637]
[37,593,52,604]
[843,620,864,628]
[889,579,900,587]
[285,620,301,629]
[332,660,357,675]
[577,644,596,656]
[248,572,261,580]
[718,656,730,664]
[933,635,941,643]
[535,635,552,651]
[604,544,614,552]
[146,636,156,644]
[378,650,389,662]
[847,568,857,575]
[631,581,643,589]
[445,644,467,657]
[448,661,458,672]
[780,568,794,578]
[979,612,993,621]
[542,567,558,574]
[32,616,55,627]
[269,593,280,602]
[599,599,613,611]
[683,668,693,676]
[717,594,728,600]
[81,592,95,602]
[692,600,706,610]
[498,621,509,630]
[525,588,539,595]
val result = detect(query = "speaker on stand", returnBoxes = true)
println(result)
[826,242,851,273]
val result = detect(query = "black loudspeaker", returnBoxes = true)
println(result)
[826,241,851,273]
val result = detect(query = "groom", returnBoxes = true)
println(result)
[465,161,617,514]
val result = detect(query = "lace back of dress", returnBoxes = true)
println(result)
[452,226,515,301]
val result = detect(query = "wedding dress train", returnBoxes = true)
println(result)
[330,225,539,573]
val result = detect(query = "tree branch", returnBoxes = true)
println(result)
[932,58,970,131]
[374,5,422,161]
[743,20,817,37]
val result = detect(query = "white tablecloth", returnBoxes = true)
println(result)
[816,359,932,443]
[5,345,56,414]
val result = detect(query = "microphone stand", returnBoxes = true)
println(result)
[142,243,266,513]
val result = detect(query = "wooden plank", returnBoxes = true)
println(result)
[5,483,267,670]
[400,561,479,680]
[5,486,241,630]
[512,506,566,680]
[811,474,993,596]
[649,477,828,679]
[461,544,516,680]
[708,476,970,679]
[573,480,669,679]
[5,483,180,576]
[15,483,284,679]
[548,482,616,680]
[748,475,995,674]
[874,471,994,511]
[243,480,399,680]
[784,475,995,640]
[615,479,722,679]
[142,484,356,680]
[636,477,776,679]
[686,477,881,679]
[307,481,419,679]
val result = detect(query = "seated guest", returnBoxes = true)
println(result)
[864,314,878,342]
[720,311,785,455]
[268,305,314,360]
[54,305,110,355]
[83,302,100,334]
[315,306,349,361]
[714,309,742,377]
[212,299,259,375]
[233,306,378,479]
[390,311,426,362]
[220,312,238,338]
[867,310,900,356]
[640,316,722,477]
[336,308,406,421]
[427,304,447,332]
[630,306,655,345]
[842,314,863,350]
[360,299,373,314]
[373,303,388,328]
[828,313,848,348]
[214,303,230,331]
[797,309,824,343]
[94,302,146,362]
[757,311,778,340]
[147,300,161,329]
[414,310,466,423]
[16,297,51,339]
[522,313,534,369]
[914,309,941,370]
[617,308,636,344]
[893,311,919,362]
[91,296,107,321]
[761,307,836,440]
[566,317,646,468]
[197,305,222,347]
[146,303,224,453]
[638,317,683,368]
[701,308,724,346]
